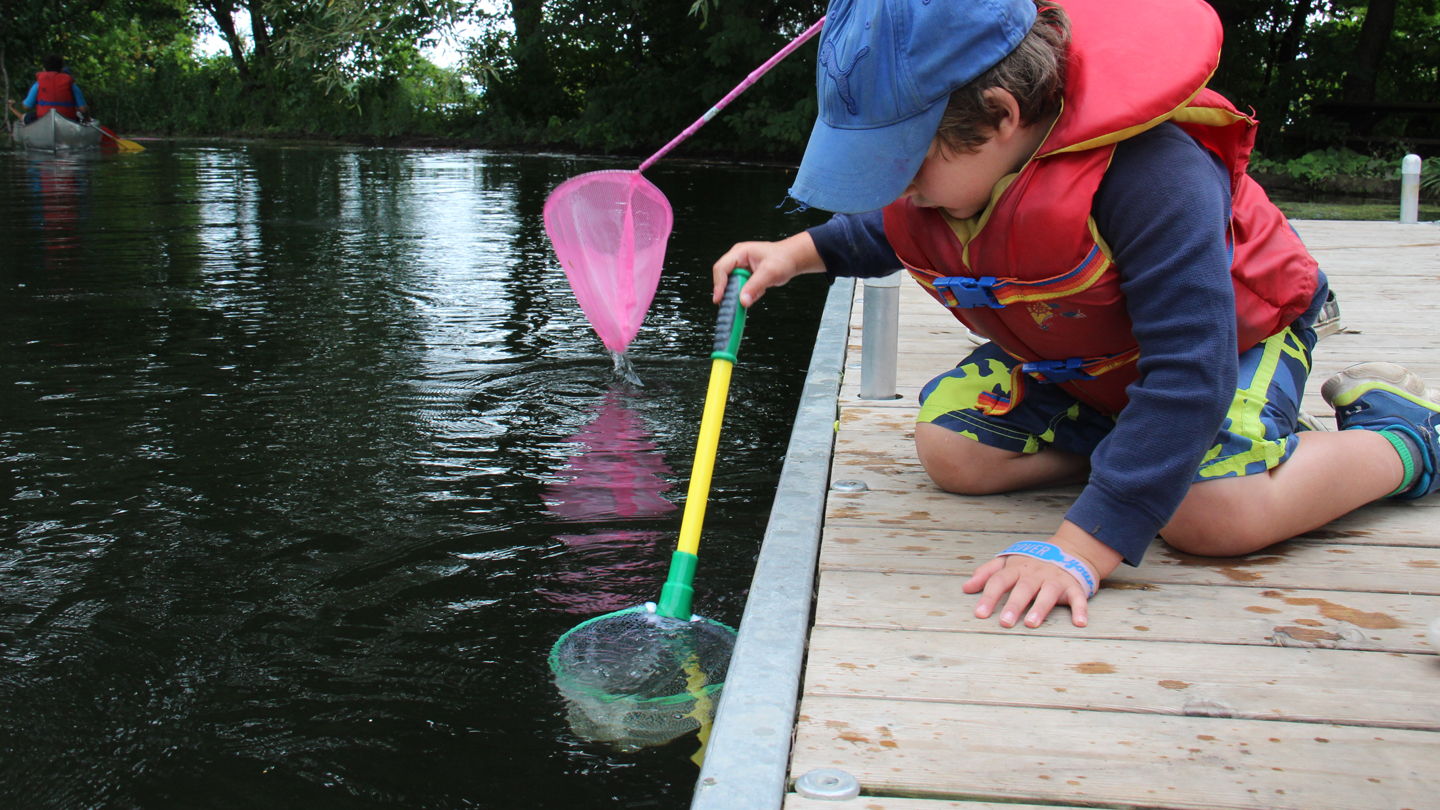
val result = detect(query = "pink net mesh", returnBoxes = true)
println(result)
[543,170,673,354]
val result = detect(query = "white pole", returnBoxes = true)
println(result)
[1400,154,1422,225]
[859,271,902,400]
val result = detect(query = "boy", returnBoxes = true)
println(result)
[712,0,1440,628]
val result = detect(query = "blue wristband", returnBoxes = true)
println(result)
[996,541,1098,598]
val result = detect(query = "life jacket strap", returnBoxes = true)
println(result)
[975,347,1141,417]
[932,276,1002,308]
[926,243,1111,311]
[1022,357,1094,383]
[1024,347,1140,383]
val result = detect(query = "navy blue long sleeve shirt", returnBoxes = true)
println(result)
[807,123,1326,565]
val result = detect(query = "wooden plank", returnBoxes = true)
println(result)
[789,697,1440,810]
[822,523,1440,593]
[803,626,1440,730]
[826,489,1440,556]
[822,466,1440,546]
[815,570,1439,653]
[787,798,1087,810]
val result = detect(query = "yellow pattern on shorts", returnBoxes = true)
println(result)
[918,358,1086,455]
[1197,328,1312,479]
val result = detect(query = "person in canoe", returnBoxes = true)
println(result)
[9,54,90,124]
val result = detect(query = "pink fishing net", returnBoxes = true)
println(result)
[543,170,673,355]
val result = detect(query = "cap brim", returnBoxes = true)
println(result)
[788,100,947,215]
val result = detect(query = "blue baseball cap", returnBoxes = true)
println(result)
[789,0,1037,214]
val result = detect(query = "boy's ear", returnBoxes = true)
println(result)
[981,88,1023,142]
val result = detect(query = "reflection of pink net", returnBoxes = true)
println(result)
[538,532,668,614]
[543,171,672,354]
[543,393,676,521]
[539,393,676,613]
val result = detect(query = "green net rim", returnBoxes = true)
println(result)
[548,604,738,706]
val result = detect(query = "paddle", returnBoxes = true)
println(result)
[85,121,144,152]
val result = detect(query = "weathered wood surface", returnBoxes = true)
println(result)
[789,221,1440,810]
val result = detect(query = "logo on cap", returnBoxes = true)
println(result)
[819,40,871,116]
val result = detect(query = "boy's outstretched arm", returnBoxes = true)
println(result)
[712,232,827,308]
[963,520,1123,627]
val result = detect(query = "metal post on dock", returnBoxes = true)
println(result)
[1400,154,1422,225]
[859,271,902,400]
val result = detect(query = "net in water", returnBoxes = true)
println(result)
[550,605,736,750]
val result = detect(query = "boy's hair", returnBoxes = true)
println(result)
[43,54,64,73]
[934,2,1070,154]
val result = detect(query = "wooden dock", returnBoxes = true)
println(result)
[785,221,1440,810]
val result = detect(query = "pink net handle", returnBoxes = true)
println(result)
[637,17,825,173]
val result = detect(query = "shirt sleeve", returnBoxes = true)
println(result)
[1063,123,1239,565]
[806,209,902,279]
[24,83,38,108]
[71,84,86,107]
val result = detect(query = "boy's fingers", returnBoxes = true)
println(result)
[713,252,744,303]
[970,561,1016,618]
[962,557,1006,594]
[998,579,1041,628]
[1067,587,1090,627]
[740,276,768,308]
[1023,582,1065,628]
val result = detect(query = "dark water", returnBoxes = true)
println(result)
[0,142,830,809]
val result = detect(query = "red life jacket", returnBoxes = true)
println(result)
[36,71,79,119]
[882,0,1318,416]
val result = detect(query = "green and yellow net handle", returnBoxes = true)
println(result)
[655,268,750,620]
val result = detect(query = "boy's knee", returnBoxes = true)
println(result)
[1161,485,1273,556]
[914,422,1012,495]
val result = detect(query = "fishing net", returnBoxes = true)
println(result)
[543,171,673,356]
[540,18,822,360]
[550,604,736,750]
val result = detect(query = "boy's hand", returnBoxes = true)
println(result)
[712,231,825,308]
[963,520,1122,628]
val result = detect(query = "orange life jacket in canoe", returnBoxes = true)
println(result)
[36,71,79,119]
[881,0,1318,416]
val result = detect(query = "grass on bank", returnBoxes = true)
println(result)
[1271,199,1440,221]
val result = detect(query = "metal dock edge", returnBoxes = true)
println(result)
[691,277,855,810]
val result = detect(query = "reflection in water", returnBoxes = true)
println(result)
[539,389,725,756]
[544,388,677,521]
[0,142,828,809]
[25,153,88,267]
[539,387,675,615]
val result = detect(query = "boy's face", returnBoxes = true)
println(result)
[898,136,1018,220]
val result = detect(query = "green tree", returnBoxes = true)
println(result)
[1207,0,1439,155]
[195,0,472,98]
[474,0,825,158]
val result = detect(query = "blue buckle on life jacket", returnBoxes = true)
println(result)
[1023,357,1095,383]
[933,277,1003,309]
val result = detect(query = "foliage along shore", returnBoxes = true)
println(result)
[3,1,1437,176]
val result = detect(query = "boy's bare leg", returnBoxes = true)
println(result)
[1161,428,1403,556]
[915,422,1090,495]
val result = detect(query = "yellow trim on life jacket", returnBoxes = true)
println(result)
[1170,105,1253,128]
[1041,85,1206,156]
[1039,56,1221,157]
[1086,216,1114,265]
[946,171,1019,265]
[942,105,1067,261]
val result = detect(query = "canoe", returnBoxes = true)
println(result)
[10,111,104,151]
